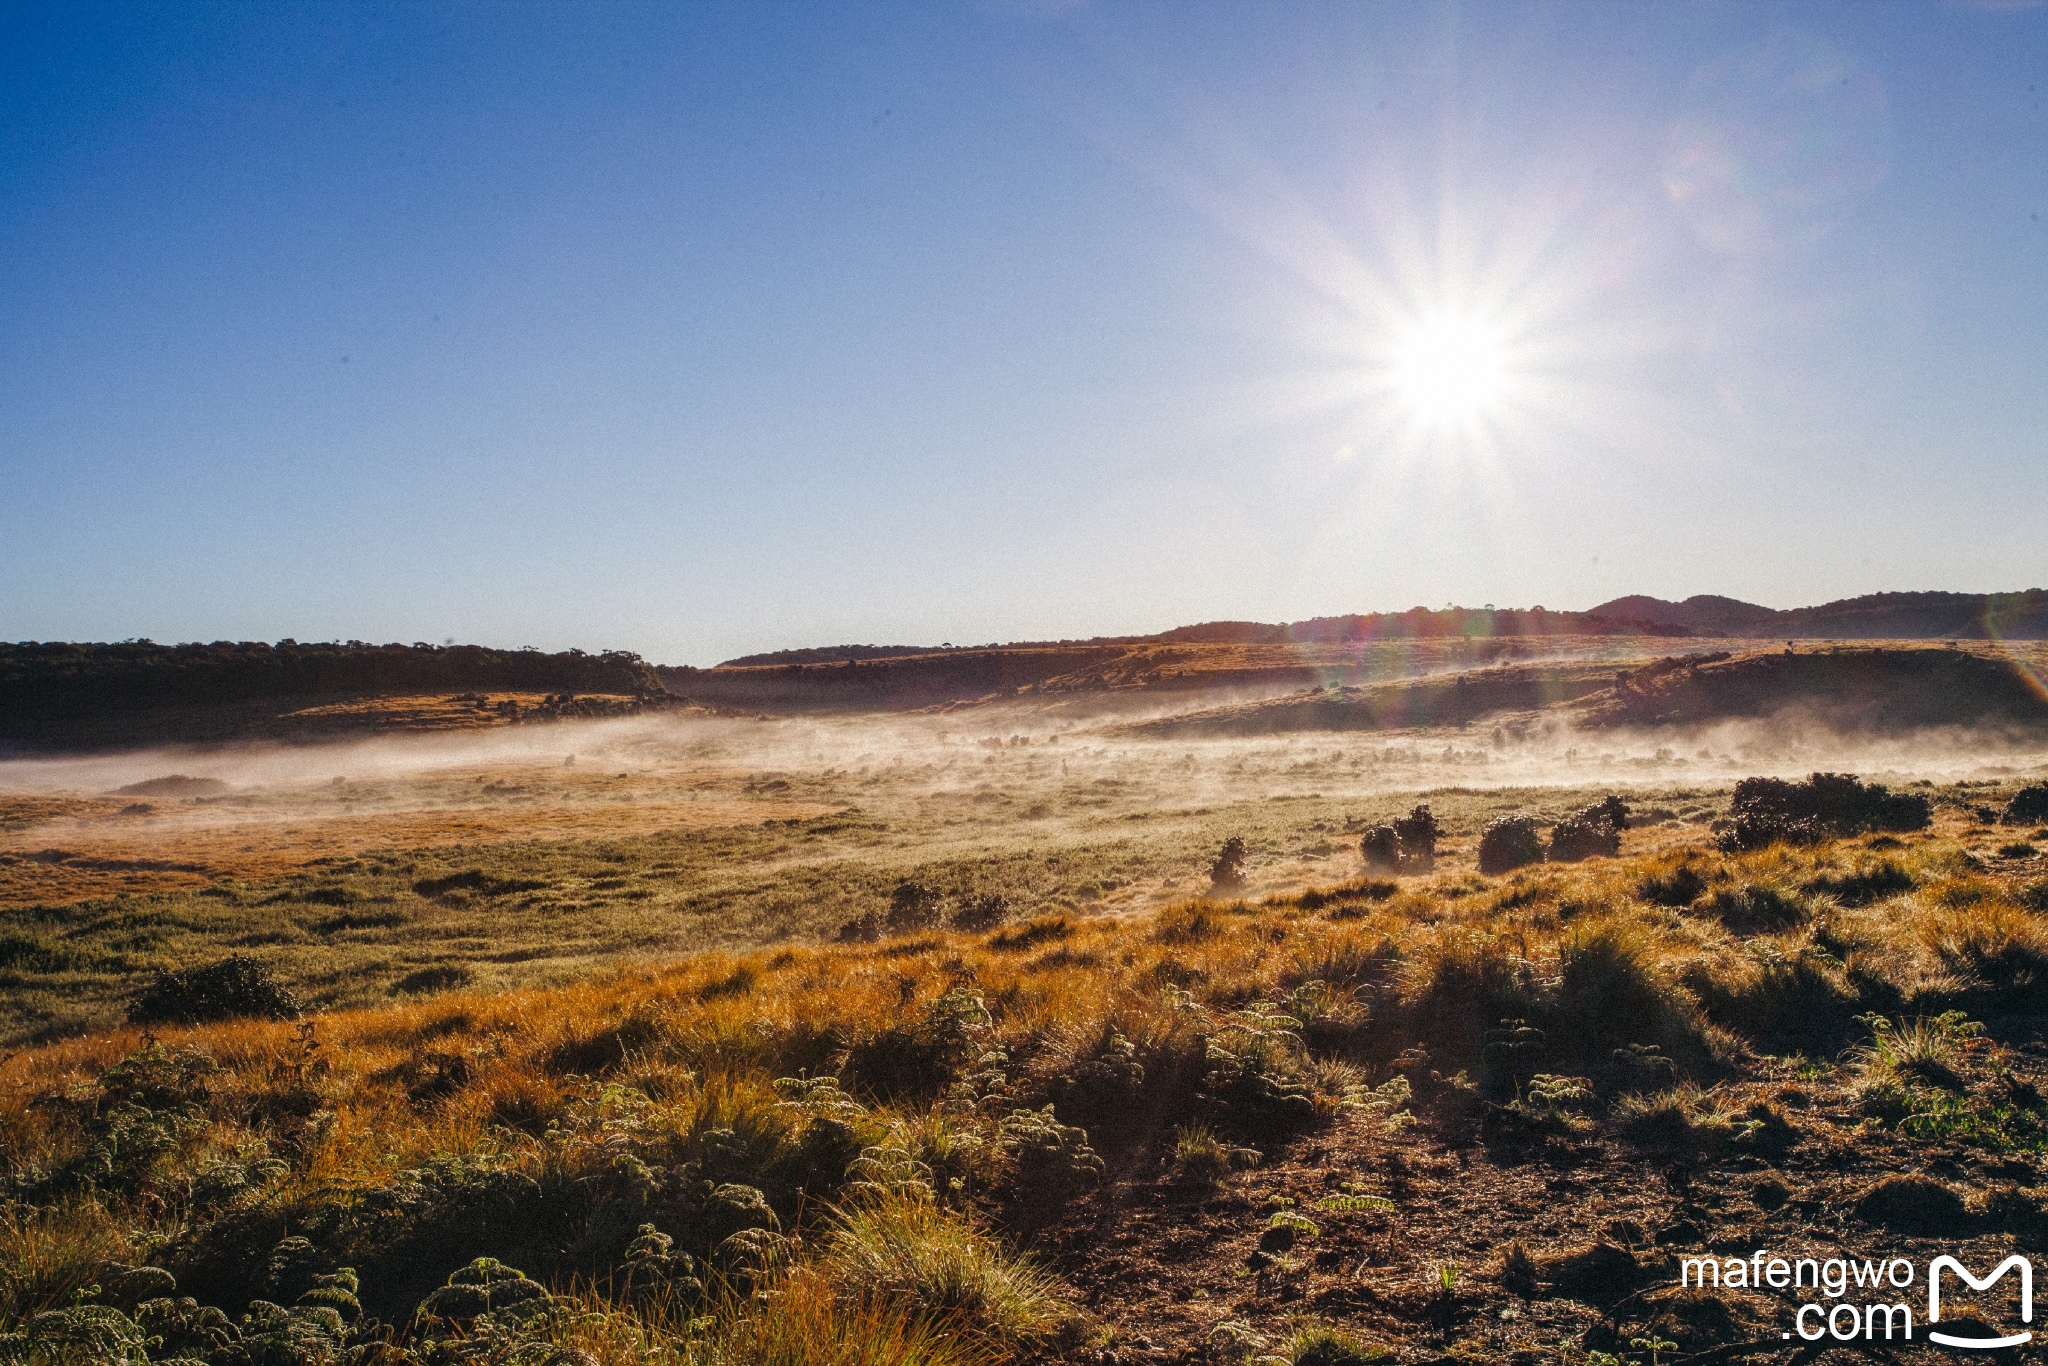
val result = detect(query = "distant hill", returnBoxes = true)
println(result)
[1587,589,2048,639]
[1566,646,2048,729]
[661,610,1685,714]
[0,640,673,751]
[1112,645,2048,739]
[706,606,1684,671]
[725,591,2048,677]
[664,591,2048,714]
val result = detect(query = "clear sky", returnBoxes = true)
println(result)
[3,2,2044,664]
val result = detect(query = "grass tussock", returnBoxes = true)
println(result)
[821,1195,1070,1348]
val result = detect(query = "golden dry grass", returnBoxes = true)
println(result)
[0,789,838,905]
[5,804,2048,1361]
[281,691,646,729]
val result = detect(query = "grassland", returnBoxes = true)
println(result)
[10,682,2042,1045]
[6,787,2048,1363]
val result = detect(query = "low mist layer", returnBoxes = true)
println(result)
[4,672,2046,1041]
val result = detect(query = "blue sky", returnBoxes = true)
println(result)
[2,2,2044,664]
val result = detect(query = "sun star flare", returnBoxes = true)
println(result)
[1393,315,1509,425]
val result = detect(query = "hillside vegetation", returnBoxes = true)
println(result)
[659,636,1683,716]
[0,643,677,752]
[1592,588,2048,639]
[1118,646,2048,740]
[6,789,2048,1363]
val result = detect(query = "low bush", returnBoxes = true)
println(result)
[1392,806,1441,872]
[1547,796,1630,864]
[1717,773,1929,851]
[952,893,1012,932]
[1553,922,1705,1071]
[996,1105,1103,1201]
[1358,810,1437,875]
[0,1207,129,1319]
[1400,933,1530,1068]
[1052,1028,1147,1137]
[130,955,304,1025]
[1198,1001,1319,1140]
[2005,784,2048,827]
[1358,825,1401,873]
[840,988,993,1103]
[1478,816,1544,875]
[1391,806,1441,873]
[1685,947,1862,1055]
[392,963,474,995]
[1283,1323,1384,1365]
[1172,1123,1259,1186]
[886,882,947,933]
[1927,905,2048,1010]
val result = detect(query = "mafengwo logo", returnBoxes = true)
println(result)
[1681,1250,2033,1347]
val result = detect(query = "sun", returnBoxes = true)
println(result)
[1393,315,1507,424]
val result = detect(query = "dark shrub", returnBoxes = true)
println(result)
[2007,785,2048,826]
[885,881,946,933]
[1717,773,1929,851]
[1479,816,1544,874]
[1716,813,1822,852]
[1358,825,1401,873]
[1391,805,1440,872]
[412,870,547,898]
[834,908,883,943]
[952,893,1012,932]
[1403,934,1531,1068]
[1295,880,1398,913]
[1548,796,1630,863]
[419,1256,549,1322]
[1209,837,1249,892]
[131,955,303,1025]
[990,914,1070,951]
[997,1105,1103,1202]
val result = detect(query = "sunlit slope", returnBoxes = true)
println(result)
[1111,658,1626,738]
[660,635,1684,714]
[1115,646,2048,739]
[1565,645,2048,729]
